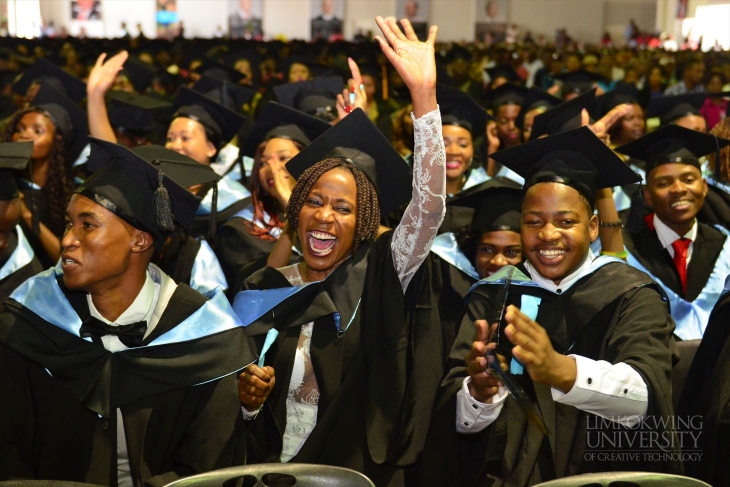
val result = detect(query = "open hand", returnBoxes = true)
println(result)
[238,364,276,411]
[87,51,128,97]
[374,16,437,100]
[581,103,632,147]
[336,57,368,121]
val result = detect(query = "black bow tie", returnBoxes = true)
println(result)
[79,316,147,348]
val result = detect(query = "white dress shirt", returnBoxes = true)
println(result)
[457,252,649,434]
[652,214,697,264]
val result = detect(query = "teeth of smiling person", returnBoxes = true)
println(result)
[538,249,565,259]
[671,200,692,208]
[309,231,335,240]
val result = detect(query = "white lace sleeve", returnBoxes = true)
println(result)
[391,107,446,293]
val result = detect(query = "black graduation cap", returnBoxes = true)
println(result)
[486,65,521,85]
[528,89,596,141]
[273,76,343,112]
[29,83,89,163]
[192,76,257,113]
[79,138,201,251]
[490,126,641,209]
[515,88,562,130]
[172,87,245,148]
[131,145,222,188]
[615,124,730,177]
[593,84,640,119]
[239,101,330,158]
[194,60,246,84]
[438,84,493,138]
[13,58,87,104]
[553,70,607,97]
[447,45,471,63]
[286,108,411,215]
[449,179,523,234]
[106,90,172,135]
[0,141,33,200]
[484,83,529,109]
[121,57,155,94]
[646,93,706,126]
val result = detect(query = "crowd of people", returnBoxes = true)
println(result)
[0,13,729,487]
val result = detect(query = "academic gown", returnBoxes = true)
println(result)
[18,185,59,270]
[623,216,729,340]
[155,233,228,295]
[234,232,444,487]
[416,261,681,487]
[216,212,278,289]
[0,268,256,486]
[0,228,43,303]
[189,182,250,240]
[699,178,730,231]
[677,282,730,485]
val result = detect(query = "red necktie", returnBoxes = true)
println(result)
[671,238,691,294]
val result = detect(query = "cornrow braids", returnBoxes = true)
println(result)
[287,157,380,255]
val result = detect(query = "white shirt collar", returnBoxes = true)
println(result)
[653,214,697,250]
[524,249,596,293]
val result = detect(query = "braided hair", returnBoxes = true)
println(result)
[710,118,730,183]
[286,158,380,255]
[3,108,75,236]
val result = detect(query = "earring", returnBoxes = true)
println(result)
[132,247,137,252]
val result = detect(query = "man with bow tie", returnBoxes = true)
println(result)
[0,139,255,486]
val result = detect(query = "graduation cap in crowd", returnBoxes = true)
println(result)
[484,83,529,110]
[192,76,257,113]
[646,93,706,126]
[0,141,33,200]
[78,139,201,251]
[593,83,640,119]
[490,126,641,212]
[486,65,521,85]
[448,179,523,235]
[553,70,607,98]
[194,60,246,84]
[172,87,246,149]
[273,76,344,122]
[29,83,89,163]
[615,124,730,180]
[106,90,172,143]
[239,101,330,158]
[120,57,155,94]
[528,89,596,141]
[438,84,493,137]
[286,108,411,215]
[515,88,562,130]
[13,58,87,104]
[446,45,471,64]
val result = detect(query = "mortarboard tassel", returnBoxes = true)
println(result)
[26,157,40,236]
[153,171,176,232]
[626,185,646,234]
[713,134,723,182]
[208,182,218,240]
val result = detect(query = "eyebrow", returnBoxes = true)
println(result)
[525,210,580,217]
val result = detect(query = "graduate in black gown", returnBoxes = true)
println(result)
[0,138,256,486]
[232,17,445,487]
[418,127,681,486]
[0,142,43,302]
[616,125,730,340]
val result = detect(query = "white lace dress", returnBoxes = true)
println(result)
[276,107,446,463]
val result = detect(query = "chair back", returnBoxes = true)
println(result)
[672,339,701,412]
[533,471,712,486]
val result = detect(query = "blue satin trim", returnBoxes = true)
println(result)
[707,177,730,197]
[72,143,91,167]
[10,267,246,350]
[146,288,243,347]
[232,283,317,327]
[612,162,644,212]
[197,175,251,215]
[190,239,228,295]
[495,165,525,186]
[462,166,490,192]
[0,226,36,282]
[17,178,42,191]
[258,328,279,367]
[626,235,730,340]
[511,294,542,375]
[430,232,479,280]
[242,155,254,178]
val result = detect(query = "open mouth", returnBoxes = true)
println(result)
[307,230,337,256]
[446,160,462,170]
[670,199,693,209]
[537,249,566,260]
[61,257,79,268]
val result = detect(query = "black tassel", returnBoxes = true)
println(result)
[713,134,722,182]
[208,183,218,240]
[26,157,40,236]
[153,172,176,232]
[626,185,646,234]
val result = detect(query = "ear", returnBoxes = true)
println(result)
[588,214,599,243]
[642,186,653,209]
[702,177,708,198]
[206,140,217,159]
[131,231,155,254]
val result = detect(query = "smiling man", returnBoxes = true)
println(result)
[417,127,681,485]
[617,124,730,340]
[0,139,255,485]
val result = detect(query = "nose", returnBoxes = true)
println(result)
[314,205,335,224]
[668,179,688,194]
[538,223,561,242]
[61,226,79,250]
[490,252,508,267]
[166,138,182,152]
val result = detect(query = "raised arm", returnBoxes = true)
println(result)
[375,17,445,292]
[86,51,129,143]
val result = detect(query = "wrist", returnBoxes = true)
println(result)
[549,354,577,393]
[468,380,494,404]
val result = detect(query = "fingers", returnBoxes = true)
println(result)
[95,53,107,68]
[238,365,276,407]
[474,319,491,342]
[425,24,438,46]
[374,16,401,47]
[505,305,539,342]
[593,103,632,135]
[347,57,362,85]
[386,16,408,42]
[399,18,418,42]
[580,108,590,127]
